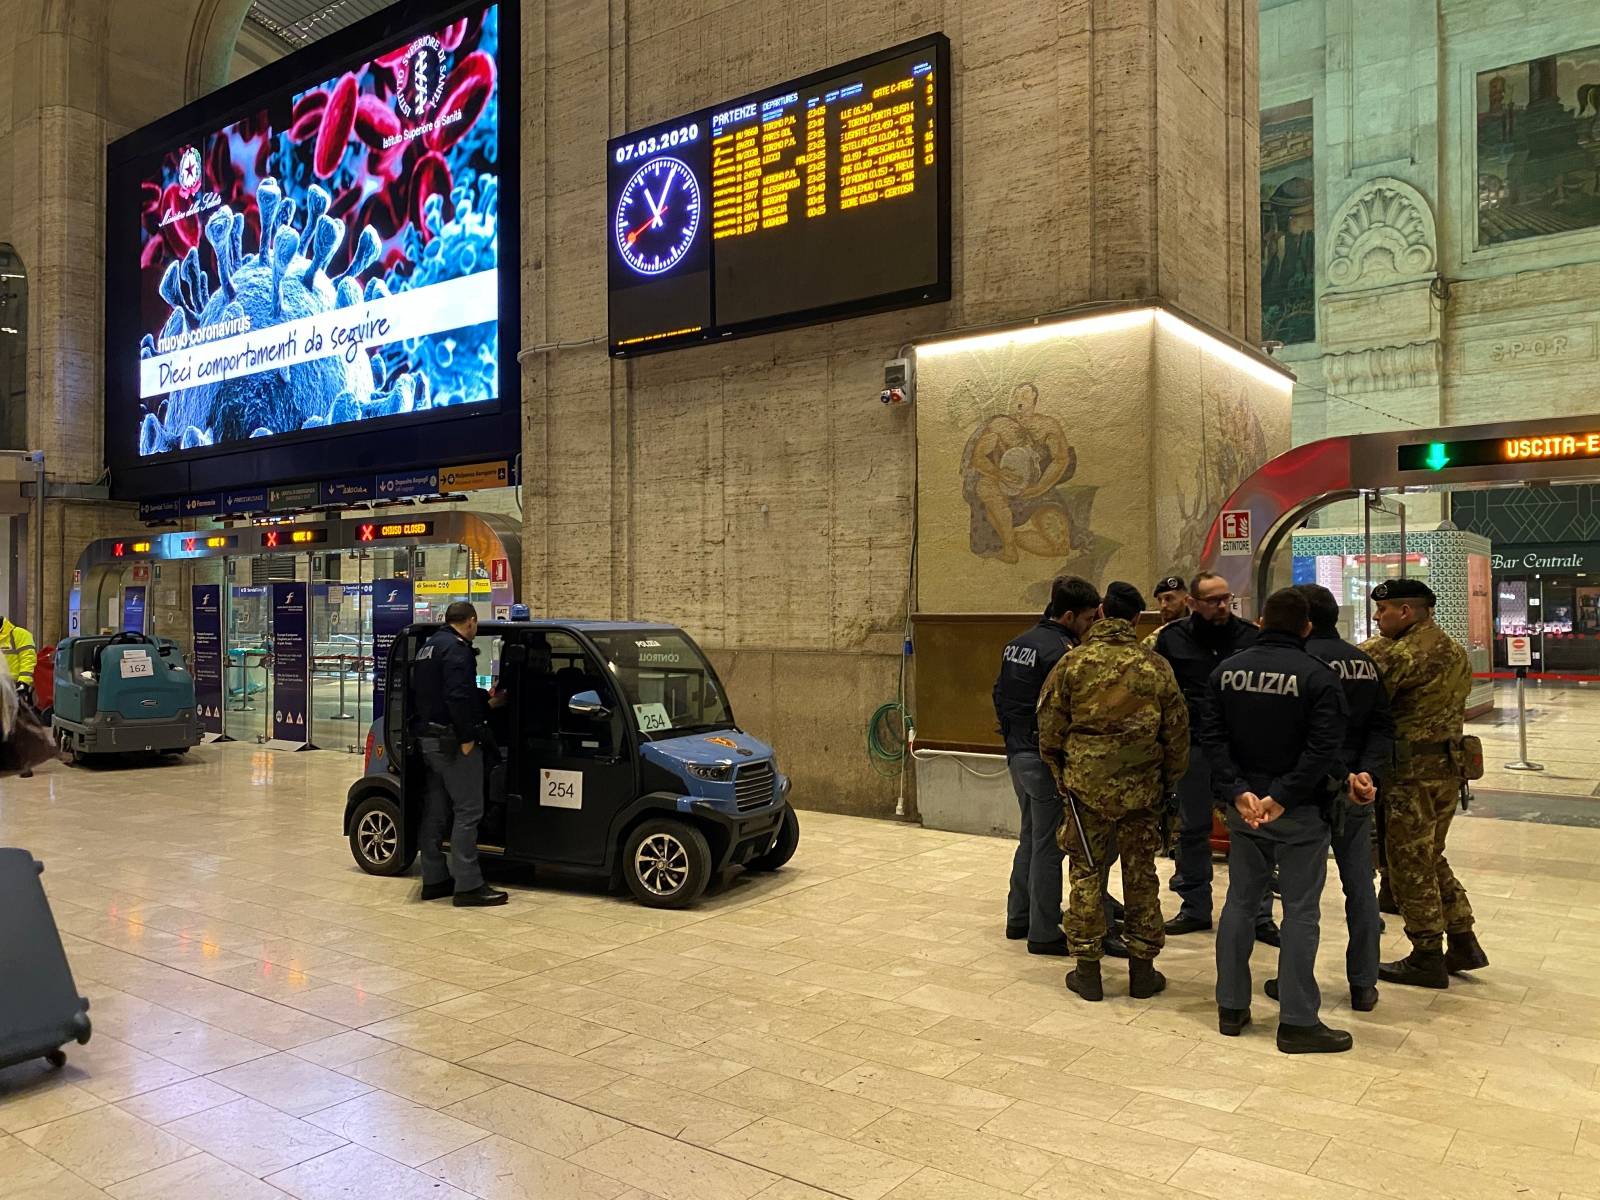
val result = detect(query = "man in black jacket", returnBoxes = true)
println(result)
[1203,587,1350,1053]
[995,576,1101,953]
[1155,571,1275,942]
[1275,583,1395,1012]
[411,602,507,907]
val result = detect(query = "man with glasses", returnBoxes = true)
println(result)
[1154,572,1276,942]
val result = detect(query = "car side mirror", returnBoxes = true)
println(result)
[568,690,611,721]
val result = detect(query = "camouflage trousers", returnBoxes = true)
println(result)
[1383,775,1474,952]
[1061,805,1165,961]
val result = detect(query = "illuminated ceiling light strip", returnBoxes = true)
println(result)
[914,307,1155,359]
[913,305,1297,395]
[1154,310,1295,393]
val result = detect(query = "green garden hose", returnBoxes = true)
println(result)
[867,700,911,778]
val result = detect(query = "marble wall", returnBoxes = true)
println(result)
[1261,0,1600,451]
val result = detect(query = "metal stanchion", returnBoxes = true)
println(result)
[1504,665,1544,772]
[333,654,356,720]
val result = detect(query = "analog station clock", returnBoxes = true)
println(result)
[613,155,702,276]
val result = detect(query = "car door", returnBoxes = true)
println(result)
[505,630,637,867]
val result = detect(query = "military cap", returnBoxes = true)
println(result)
[1106,581,1147,612]
[1153,576,1186,596]
[1370,578,1436,605]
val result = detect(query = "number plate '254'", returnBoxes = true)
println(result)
[541,769,583,810]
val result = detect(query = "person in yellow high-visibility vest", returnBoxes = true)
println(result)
[0,614,37,706]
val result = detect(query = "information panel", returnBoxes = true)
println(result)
[191,584,224,737]
[607,35,949,354]
[271,582,312,748]
[1399,431,1600,473]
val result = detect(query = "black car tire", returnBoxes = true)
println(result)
[623,819,712,908]
[746,804,799,872]
[349,794,416,876]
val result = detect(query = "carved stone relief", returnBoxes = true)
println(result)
[1326,177,1438,291]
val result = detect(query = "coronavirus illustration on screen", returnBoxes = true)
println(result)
[134,4,501,458]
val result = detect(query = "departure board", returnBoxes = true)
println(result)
[607,35,950,355]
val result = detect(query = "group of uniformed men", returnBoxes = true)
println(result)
[995,571,1485,1054]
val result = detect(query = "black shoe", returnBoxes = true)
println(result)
[420,877,455,901]
[1128,957,1166,999]
[1445,931,1489,973]
[1377,880,1400,915]
[1006,923,1028,941]
[1264,977,1280,1002]
[1277,1021,1353,1054]
[453,884,508,907]
[1378,948,1448,989]
[1066,960,1103,1002]
[1350,985,1379,1012]
[1028,938,1070,957]
[1101,930,1131,959]
[1165,914,1213,936]
[1255,922,1281,948]
[1218,1006,1251,1036]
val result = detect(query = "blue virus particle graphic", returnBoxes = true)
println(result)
[139,178,429,455]
[376,169,499,408]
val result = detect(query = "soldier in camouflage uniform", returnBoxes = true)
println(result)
[1038,581,1189,1002]
[1361,578,1485,988]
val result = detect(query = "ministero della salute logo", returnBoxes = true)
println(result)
[176,145,202,196]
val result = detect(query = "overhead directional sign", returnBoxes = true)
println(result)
[1400,430,1600,472]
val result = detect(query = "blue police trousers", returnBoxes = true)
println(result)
[1332,804,1381,989]
[419,738,485,892]
[1216,803,1330,1027]
[1170,750,1274,929]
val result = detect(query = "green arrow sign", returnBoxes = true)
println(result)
[1424,442,1450,470]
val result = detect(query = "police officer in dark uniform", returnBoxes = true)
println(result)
[1155,571,1276,943]
[996,576,1101,953]
[1265,583,1394,1012]
[1202,587,1351,1053]
[412,602,507,907]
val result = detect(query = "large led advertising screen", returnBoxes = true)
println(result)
[607,34,950,356]
[105,0,518,500]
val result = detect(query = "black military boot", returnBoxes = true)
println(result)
[1128,957,1166,999]
[1350,985,1379,1012]
[1066,959,1103,1002]
[1378,948,1448,989]
[1218,1006,1251,1036]
[1445,931,1489,973]
[1277,1021,1354,1054]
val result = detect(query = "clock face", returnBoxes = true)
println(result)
[614,155,701,276]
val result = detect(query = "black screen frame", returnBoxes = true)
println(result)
[104,0,521,502]
[606,32,952,358]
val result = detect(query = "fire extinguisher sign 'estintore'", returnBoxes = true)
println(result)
[1219,510,1252,557]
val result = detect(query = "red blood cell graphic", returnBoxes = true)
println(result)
[408,151,455,237]
[314,73,360,177]
[425,52,495,153]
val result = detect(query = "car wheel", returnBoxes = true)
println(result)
[746,805,799,872]
[623,819,712,908]
[349,794,416,876]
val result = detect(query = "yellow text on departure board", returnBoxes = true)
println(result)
[711,70,935,240]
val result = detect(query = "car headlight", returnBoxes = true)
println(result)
[686,763,733,782]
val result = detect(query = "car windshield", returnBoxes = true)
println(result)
[586,630,733,737]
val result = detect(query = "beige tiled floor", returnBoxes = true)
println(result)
[1473,681,1600,797]
[3,745,1600,1199]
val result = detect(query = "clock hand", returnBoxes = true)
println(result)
[625,206,667,245]
[643,185,662,221]
[658,165,677,211]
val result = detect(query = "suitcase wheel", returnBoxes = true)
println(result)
[73,1012,92,1044]
[47,1050,66,1069]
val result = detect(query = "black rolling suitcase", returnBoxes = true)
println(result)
[0,849,91,1071]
